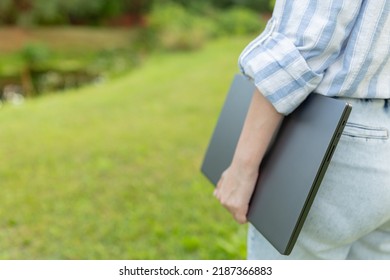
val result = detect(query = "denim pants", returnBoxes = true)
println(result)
[248,98,390,259]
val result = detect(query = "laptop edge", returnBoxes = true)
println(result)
[284,104,352,255]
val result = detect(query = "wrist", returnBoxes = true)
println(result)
[230,156,259,179]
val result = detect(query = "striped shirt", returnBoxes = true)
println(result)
[238,0,390,115]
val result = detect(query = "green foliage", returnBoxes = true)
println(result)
[0,0,16,25]
[269,0,276,10]
[144,3,264,52]
[147,3,212,51]
[32,0,66,25]
[19,43,51,69]
[233,0,273,12]
[158,0,272,12]
[57,0,118,25]
[0,0,274,26]
[0,0,153,26]
[215,7,265,36]
[0,28,138,95]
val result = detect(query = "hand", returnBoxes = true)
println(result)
[214,165,258,224]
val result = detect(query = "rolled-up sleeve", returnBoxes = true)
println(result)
[239,0,363,115]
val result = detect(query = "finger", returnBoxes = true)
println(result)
[213,184,219,197]
[230,204,249,224]
[214,177,224,197]
[216,174,224,188]
[213,188,218,198]
[234,212,248,224]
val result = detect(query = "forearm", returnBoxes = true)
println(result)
[214,88,283,224]
[231,89,283,176]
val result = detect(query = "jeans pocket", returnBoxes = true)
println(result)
[342,122,389,141]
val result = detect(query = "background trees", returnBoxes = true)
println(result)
[0,0,273,27]
[0,0,274,97]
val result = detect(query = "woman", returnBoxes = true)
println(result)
[214,0,390,259]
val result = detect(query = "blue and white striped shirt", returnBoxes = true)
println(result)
[239,0,390,115]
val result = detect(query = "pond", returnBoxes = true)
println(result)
[0,69,102,105]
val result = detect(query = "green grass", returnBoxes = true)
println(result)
[0,36,252,259]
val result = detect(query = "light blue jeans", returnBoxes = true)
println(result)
[248,98,390,259]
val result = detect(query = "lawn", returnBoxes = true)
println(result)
[0,35,252,259]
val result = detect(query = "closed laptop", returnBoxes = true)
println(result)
[201,74,352,255]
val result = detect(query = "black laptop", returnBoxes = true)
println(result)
[201,74,352,255]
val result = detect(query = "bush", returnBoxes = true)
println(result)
[144,3,266,52]
[19,43,51,70]
[147,3,213,51]
[160,0,272,13]
[233,0,273,12]
[269,0,276,10]
[214,7,265,37]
